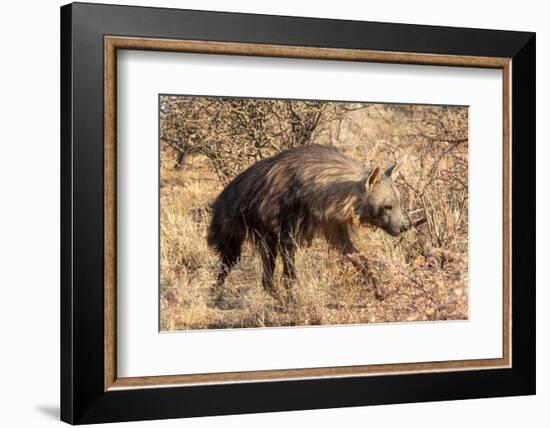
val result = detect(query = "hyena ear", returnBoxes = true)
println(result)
[384,162,402,179]
[364,166,382,192]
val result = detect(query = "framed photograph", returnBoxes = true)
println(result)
[61,2,535,424]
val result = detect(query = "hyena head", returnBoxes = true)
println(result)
[356,162,410,237]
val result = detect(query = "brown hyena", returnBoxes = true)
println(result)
[207,144,410,303]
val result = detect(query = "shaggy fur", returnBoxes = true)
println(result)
[207,144,409,296]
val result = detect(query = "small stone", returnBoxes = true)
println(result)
[453,287,464,297]
[406,313,421,322]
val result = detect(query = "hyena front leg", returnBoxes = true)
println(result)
[326,225,384,300]
[344,253,384,300]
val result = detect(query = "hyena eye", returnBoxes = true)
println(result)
[384,205,393,210]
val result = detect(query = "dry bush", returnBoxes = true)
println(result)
[159,98,469,331]
[160,96,356,183]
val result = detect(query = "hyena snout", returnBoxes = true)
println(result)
[381,208,410,236]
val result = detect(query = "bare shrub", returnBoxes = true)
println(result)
[160,96,354,183]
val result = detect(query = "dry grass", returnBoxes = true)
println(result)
[159,103,468,331]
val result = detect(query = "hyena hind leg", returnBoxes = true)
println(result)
[259,239,278,296]
[211,243,241,308]
[281,242,297,288]
[277,241,299,305]
[215,253,239,287]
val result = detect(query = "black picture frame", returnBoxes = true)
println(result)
[61,2,535,424]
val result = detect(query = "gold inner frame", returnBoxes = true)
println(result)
[104,35,512,391]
